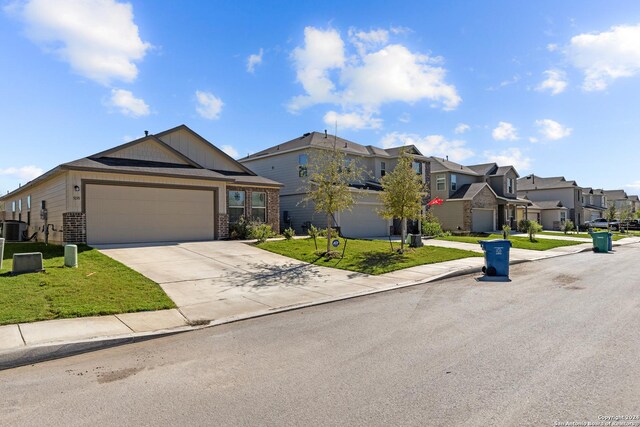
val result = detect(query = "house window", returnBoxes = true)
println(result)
[412,161,422,175]
[251,192,266,223]
[451,174,457,192]
[560,211,566,223]
[507,178,514,194]
[380,162,386,177]
[298,154,308,177]
[11,201,15,220]
[27,195,31,210]
[436,175,446,191]
[18,199,22,212]
[228,190,245,224]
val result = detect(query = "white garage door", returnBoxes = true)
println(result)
[339,205,389,238]
[472,209,494,232]
[86,184,215,245]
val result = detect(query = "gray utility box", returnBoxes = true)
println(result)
[12,252,44,275]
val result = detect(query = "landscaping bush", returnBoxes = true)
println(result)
[229,216,250,239]
[527,220,543,242]
[249,222,275,243]
[561,220,575,234]
[422,221,443,237]
[307,224,320,250]
[283,227,296,240]
[517,219,531,233]
[502,224,511,239]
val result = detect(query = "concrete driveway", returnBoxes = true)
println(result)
[97,240,408,323]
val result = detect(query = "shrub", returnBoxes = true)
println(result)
[307,224,319,250]
[561,220,575,234]
[517,219,531,233]
[283,227,296,240]
[527,220,543,242]
[502,224,511,239]
[229,216,250,240]
[318,227,339,237]
[423,210,439,224]
[421,221,443,237]
[249,222,275,243]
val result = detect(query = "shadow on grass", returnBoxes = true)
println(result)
[351,250,408,275]
[2,242,93,262]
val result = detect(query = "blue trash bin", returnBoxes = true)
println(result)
[608,232,613,251]
[479,239,512,277]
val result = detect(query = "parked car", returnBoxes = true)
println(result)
[621,219,640,231]
[585,218,620,230]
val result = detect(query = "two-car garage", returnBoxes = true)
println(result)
[85,183,216,245]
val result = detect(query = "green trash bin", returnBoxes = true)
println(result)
[591,231,609,253]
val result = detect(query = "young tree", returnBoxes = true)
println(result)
[619,207,632,232]
[605,202,617,230]
[378,152,425,252]
[302,140,365,255]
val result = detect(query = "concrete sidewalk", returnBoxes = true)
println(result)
[2,236,638,370]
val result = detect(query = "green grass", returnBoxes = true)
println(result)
[438,233,586,250]
[538,231,626,241]
[0,243,175,325]
[256,237,482,275]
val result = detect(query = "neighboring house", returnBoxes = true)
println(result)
[239,131,430,238]
[517,200,569,230]
[604,189,633,213]
[581,187,607,222]
[629,195,640,213]
[0,125,282,245]
[429,159,529,232]
[517,175,585,228]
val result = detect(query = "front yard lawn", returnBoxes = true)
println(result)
[0,243,175,325]
[539,231,626,241]
[256,237,482,275]
[438,234,586,250]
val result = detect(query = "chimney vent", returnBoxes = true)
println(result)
[324,130,328,138]
[144,130,149,137]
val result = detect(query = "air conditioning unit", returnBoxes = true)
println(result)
[0,220,28,241]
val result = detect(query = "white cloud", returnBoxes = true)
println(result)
[492,121,518,141]
[195,90,224,120]
[454,123,470,134]
[221,145,239,159]
[528,137,538,143]
[547,43,559,52]
[626,181,640,191]
[0,165,44,181]
[380,132,474,162]
[12,0,151,85]
[288,26,460,127]
[247,48,263,73]
[108,89,149,117]
[483,148,531,172]
[323,110,382,130]
[536,69,568,95]
[535,119,572,141]
[567,24,640,91]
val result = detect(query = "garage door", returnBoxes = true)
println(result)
[86,184,215,245]
[339,205,389,238]
[472,209,494,232]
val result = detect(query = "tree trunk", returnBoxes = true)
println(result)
[400,218,406,252]
[327,214,332,254]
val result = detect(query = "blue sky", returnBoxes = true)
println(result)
[2,0,640,195]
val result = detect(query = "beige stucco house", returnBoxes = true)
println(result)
[517,175,585,228]
[429,159,528,232]
[239,131,430,238]
[0,125,281,245]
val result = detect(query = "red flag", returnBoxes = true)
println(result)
[428,197,444,206]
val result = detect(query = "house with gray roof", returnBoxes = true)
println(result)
[1,125,282,245]
[239,131,430,237]
[517,174,585,228]
[603,189,633,213]
[429,158,529,232]
[581,187,607,222]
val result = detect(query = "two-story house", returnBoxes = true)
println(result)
[517,175,585,229]
[429,158,528,232]
[603,189,633,213]
[581,187,607,222]
[239,131,430,238]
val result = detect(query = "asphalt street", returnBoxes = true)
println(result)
[1,244,639,426]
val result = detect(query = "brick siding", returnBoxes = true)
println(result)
[227,186,280,233]
[63,212,86,244]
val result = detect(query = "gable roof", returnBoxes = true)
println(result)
[518,174,579,190]
[466,163,497,175]
[239,131,426,161]
[628,195,639,202]
[448,182,497,201]
[430,157,480,176]
[603,189,628,200]
[528,200,568,210]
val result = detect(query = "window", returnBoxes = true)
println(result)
[298,154,308,177]
[436,175,446,191]
[18,199,22,212]
[251,192,266,223]
[412,161,422,175]
[380,162,386,177]
[228,190,245,224]
[451,174,457,192]
[507,178,514,194]
[27,195,31,210]
[560,211,566,223]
